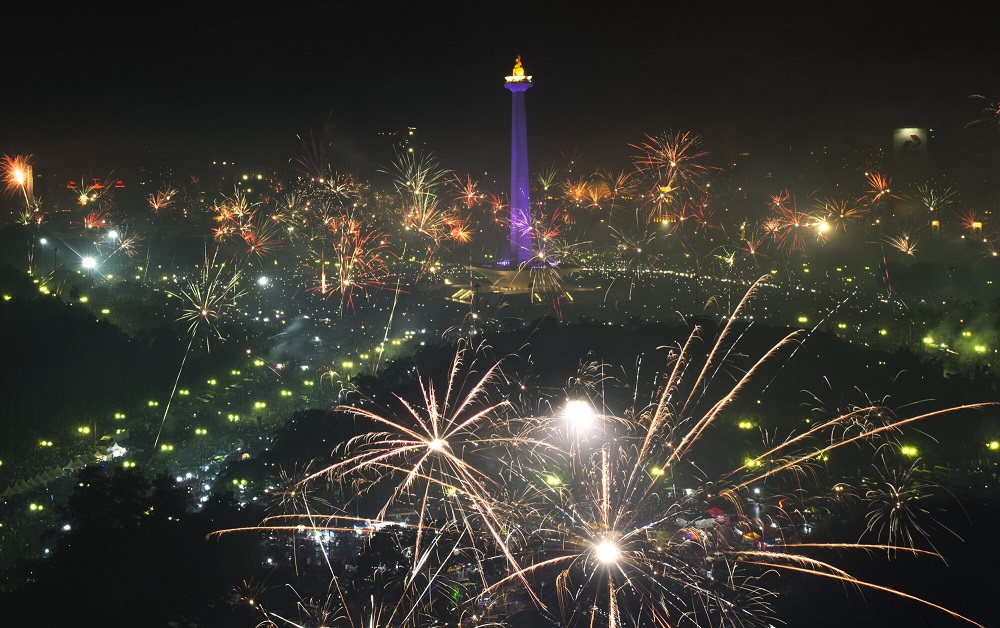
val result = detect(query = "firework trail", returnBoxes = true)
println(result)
[879,242,894,297]
[155,246,246,450]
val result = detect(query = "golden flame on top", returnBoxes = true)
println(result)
[512,55,524,77]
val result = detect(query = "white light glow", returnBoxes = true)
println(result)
[564,400,596,430]
[594,540,620,564]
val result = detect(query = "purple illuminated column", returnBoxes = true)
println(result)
[505,58,533,265]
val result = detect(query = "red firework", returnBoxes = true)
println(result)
[308,217,397,314]
[766,190,815,255]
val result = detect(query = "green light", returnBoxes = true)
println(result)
[545,475,561,486]
[988,441,999,451]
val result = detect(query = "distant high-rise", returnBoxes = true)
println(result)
[377,126,421,155]
[504,56,533,265]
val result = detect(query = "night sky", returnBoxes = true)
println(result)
[4,3,998,176]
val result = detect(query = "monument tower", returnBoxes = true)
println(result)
[455,56,564,302]
[504,55,533,265]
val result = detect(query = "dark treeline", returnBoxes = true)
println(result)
[0,263,235,475]
[2,304,999,626]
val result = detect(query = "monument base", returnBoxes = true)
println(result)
[468,260,577,294]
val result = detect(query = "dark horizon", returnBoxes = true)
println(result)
[3,3,999,177]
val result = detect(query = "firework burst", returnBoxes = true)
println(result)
[148,185,178,214]
[168,247,246,342]
[885,232,918,256]
[916,183,958,216]
[966,93,1000,129]
[608,223,661,300]
[218,277,993,627]
[450,173,484,209]
[631,131,720,222]
[2,153,34,206]
[764,190,816,255]
[155,247,247,450]
[813,196,869,235]
[307,215,397,315]
[860,454,963,557]
[861,171,903,211]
